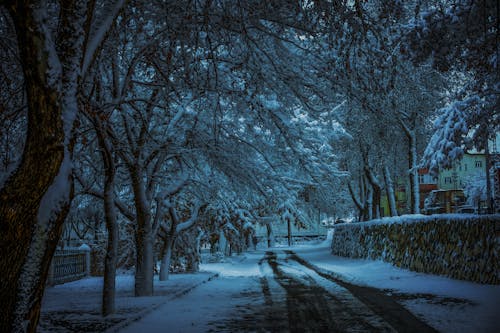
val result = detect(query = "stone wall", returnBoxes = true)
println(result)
[331,215,500,284]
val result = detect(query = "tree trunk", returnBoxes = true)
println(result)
[219,230,228,254]
[348,181,364,221]
[209,234,217,254]
[0,3,82,331]
[266,224,274,248]
[0,85,65,333]
[97,124,118,316]
[159,215,176,282]
[485,141,493,213]
[194,229,204,270]
[373,186,381,219]
[102,212,118,316]
[366,186,373,221]
[159,236,175,281]
[408,132,420,214]
[158,201,201,279]
[17,201,72,333]
[130,167,154,297]
[365,167,381,219]
[399,118,420,214]
[287,219,292,246]
[134,222,154,296]
[360,175,369,221]
[383,165,398,216]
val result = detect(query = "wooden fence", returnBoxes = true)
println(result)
[47,246,91,286]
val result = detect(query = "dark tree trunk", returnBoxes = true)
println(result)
[485,141,493,213]
[1,0,124,328]
[102,209,118,315]
[266,224,274,248]
[159,215,177,281]
[0,78,65,332]
[25,199,73,333]
[0,2,81,331]
[366,186,373,221]
[347,179,365,222]
[383,165,398,216]
[409,153,415,213]
[365,169,381,220]
[373,186,381,219]
[364,160,381,220]
[287,219,292,246]
[399,118,420,214]
[159,236,175,281]
[407,131,420,214]
[130,166,154,297]
[96,121,118,316]
[134,219,154,296]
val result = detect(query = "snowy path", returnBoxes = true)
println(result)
[40,244,500,332]
[119,248,441,332]
[294,245,500,333]
[261,250,435,332]
[39,273,217,332]
[118,276,265,332]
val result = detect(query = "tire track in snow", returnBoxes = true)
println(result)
[264,251,390,332]
[284,250,438,333]
[258,252,290,331]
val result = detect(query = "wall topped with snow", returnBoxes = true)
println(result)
[331,214,500,284]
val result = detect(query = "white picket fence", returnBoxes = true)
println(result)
[47,245,91,286]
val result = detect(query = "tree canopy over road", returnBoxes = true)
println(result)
[0,1,497,331]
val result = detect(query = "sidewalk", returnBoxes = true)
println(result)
[39,272,217,333]
[119,251,268,333]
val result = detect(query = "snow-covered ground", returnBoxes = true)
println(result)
[39,272,217,332]
[40,239,500,332]
[122,242,500,332]
[292,243,500,333]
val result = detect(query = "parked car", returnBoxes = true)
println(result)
[320,217,349,227]
[424,189,466,214]
[454,205,477,214]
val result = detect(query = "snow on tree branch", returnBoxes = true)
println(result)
[82,0,126,76]
[422,98,472,176]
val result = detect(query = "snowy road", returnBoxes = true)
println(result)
[40,243,499,332]
[258,250,435,332]
[120,249,437,333]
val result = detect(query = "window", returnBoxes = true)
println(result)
[444,177,452,184]
[475,160,482,168]
[418,174,424,183]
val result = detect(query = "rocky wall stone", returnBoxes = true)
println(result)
[331,215,500,284]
